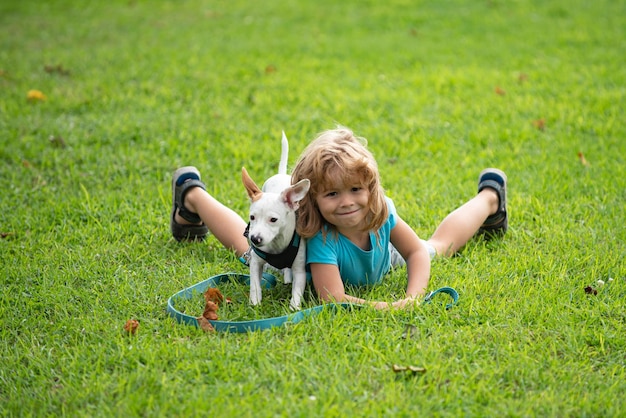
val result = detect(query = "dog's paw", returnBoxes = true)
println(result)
[249,287,262,306]
[289,297,301,311]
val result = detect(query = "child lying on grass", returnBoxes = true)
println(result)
[170,127,507,309]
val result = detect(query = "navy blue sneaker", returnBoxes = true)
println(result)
[477,168,508,237]
[171,166,209,241]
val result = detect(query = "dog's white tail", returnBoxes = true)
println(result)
[278,131,289,175]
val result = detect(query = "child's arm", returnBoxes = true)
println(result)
[310,263,393,308]
[310,263,370,305]
[389,217,431,306]
[310,261,420,310]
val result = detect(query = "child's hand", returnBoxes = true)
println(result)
[391,297,421,310]
[370,297,421,310]
[371,301,391,310]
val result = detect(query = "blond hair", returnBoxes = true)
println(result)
[291,127,388,239]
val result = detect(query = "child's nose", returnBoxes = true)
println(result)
[338,193,353,206]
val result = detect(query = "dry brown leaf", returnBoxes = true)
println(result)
[532,119,546,131]
[123,319,139,335]
[197,317,216,332]
[392,364,427,375]
[201,301,219,319]
[204,288,224,306]
[578,151,590,166]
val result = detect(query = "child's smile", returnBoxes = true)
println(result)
[316,185,371,234]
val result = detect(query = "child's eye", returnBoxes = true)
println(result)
[351,186,362,192]
[324,191,337,197]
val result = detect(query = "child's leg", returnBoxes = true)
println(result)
[171,166,249,257]
[427,189,498,256]
[427,168,507,256]
[177,187,249,256]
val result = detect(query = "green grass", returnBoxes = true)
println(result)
[1,0,625,416]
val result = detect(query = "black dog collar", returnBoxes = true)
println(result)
[243,223,301,270]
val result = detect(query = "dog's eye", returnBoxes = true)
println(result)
[270,218,278,223]
[250,215,255,221]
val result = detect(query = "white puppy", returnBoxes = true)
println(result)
[241,132,310,310]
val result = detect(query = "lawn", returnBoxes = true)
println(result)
[1,0,625,416]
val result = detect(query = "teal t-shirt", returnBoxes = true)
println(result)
[306,197,398,286]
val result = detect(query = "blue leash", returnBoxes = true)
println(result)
[423,286,459,310]
[167,273,459,333]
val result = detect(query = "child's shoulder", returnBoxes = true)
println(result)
[384,195,397,215]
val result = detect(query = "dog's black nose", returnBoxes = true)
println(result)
[251,235,263,246]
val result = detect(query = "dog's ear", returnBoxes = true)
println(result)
[242,167,263,202]
[282,179,310,210]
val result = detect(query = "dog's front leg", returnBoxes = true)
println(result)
[249,259,264,306]
[289,271,306,311]
[289,245,307,310]
[282,268,292,284]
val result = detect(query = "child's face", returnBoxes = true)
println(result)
[315,180,371,234]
